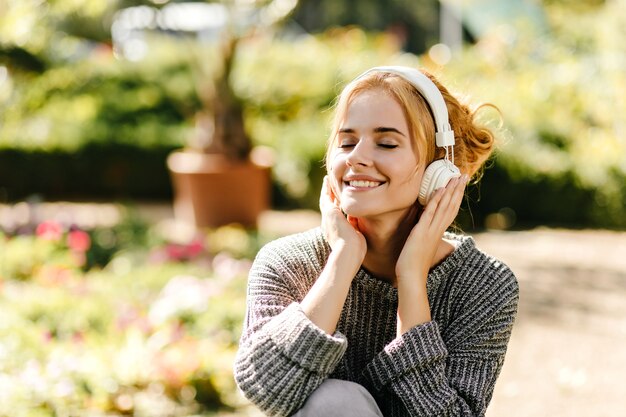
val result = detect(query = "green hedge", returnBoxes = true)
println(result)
[461,165,600,229]
[0,145,176,201]
[0,145,301,210]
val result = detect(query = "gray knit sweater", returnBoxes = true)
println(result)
[234,228,518,417]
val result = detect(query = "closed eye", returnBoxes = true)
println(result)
[339,143,356,149]
[337,135,357,148]
[378,144,398,149]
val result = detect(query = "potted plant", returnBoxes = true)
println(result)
[165,0,296,228]
[167,36,271,229]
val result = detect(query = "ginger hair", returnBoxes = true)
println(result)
[326,68,497,180]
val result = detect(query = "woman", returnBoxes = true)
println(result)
[234,66,519,417]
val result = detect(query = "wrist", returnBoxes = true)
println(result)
[396,278,428,301]
[333,239,366,261]
[326,242,364,278]
[395,265,429,284]
[396,278,431,335]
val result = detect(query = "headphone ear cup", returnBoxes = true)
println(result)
[418,160,461,206]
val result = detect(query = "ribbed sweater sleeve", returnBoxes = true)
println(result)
[361,257,519,416]
[233,233,348,417]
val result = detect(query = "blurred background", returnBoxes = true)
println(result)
[0,0,624,416]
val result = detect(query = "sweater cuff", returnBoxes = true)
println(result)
[266,303,348,374]
[363,321,448,391]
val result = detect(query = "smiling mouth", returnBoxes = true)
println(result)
[345,180,383,188]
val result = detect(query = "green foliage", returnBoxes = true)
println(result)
[440,0,626,227]
[0,41,194,152]
[0,0,624,228]
[292,0,441,53]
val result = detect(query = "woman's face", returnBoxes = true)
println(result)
[329,88,424,220]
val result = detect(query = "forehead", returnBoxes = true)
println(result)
[341,88,408,130]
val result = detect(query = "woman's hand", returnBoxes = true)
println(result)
[300,176,366,334]
[394,174,468,335]
[396,174,468,281]
[320,176,366,261]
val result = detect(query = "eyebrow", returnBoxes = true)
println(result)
[338,127,406,136]
[374,127,405,136]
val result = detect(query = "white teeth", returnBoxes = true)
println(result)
[349,180,380,188]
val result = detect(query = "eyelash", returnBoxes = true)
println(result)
[338,143,398,149]
[337,139,398,149]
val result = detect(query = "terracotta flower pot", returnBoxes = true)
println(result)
[167,151,270,228]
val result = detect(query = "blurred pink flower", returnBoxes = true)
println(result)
[36,220,63,241]
[165,244,186,260]
[67,229,91,252]
[186,238,204,257]
[159,238,206,262]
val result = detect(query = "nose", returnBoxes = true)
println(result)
[345,141,372,167]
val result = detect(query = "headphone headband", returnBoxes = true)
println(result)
[353,66,455,148]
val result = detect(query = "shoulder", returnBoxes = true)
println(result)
[255,227,329,267]
[441,233,519,345]
[445,232,519,307]
[248,228,329,295]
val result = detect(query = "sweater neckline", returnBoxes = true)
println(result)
[351,233,476,300]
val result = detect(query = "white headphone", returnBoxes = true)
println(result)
[353,66,461,205]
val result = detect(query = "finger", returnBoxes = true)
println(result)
[437,177,457,207]
[420,187,445,226]
[320,176,334,212]
[421,177,458,230]
[444,175,467,211]
[429,186,456,231]
[427,184,446,207]
[320,176,328,206]
[325,176,333,200]
[326,176,343,207]
[433,176,467,230]
[450,174,468,207]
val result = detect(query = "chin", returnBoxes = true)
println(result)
[341,201,415,221]
[341,204,385,219]
[340,202,368,218]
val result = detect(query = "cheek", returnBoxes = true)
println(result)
[391,164,423,197]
